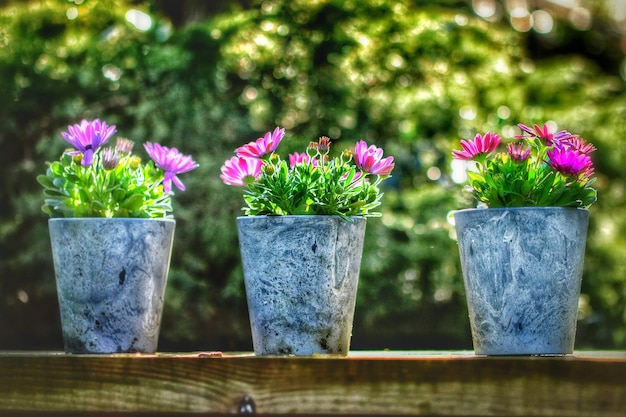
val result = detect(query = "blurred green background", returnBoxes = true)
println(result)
[1,0,624,351]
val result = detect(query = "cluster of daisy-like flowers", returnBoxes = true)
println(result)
[452,123,597,208]
[220,127,394,217]
[38,119,198,218]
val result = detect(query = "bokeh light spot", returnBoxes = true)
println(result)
[532,9,554,33]
[126,9,152,32]
[66,7,78,20]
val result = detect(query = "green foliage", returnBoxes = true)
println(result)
[230,136,392,218]
[468,155,597,208]
[38,151,172,218]
[460,132,598,208]
[209,0,525,142]
[245,158,382,218]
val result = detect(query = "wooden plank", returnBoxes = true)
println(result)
[0,351,624,416]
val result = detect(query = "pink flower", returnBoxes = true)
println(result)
[289,152,318,169]
[235,127,285,159]
[220,156,263,186]
[547,145,594,178]
[353,140,395,175]
[144,142,198,193]
[506,143,531,162]
[452,132,501,160]
[562,135,596,155]
[516,123,570,146]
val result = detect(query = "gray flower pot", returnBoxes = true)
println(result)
[48,218,175,354]
[237,215,366,356]
[453,207,589,355]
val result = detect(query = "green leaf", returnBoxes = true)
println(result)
[121,194,147,211]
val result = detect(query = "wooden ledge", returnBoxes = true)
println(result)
[1,351,624,416]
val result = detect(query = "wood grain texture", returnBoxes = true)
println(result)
[0,351,625,416]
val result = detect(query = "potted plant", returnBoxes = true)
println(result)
[38,119,197,354]
[451,122,597,355]
[220,127,394,356]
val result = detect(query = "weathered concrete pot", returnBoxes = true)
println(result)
[237,215,366,356]
[454,207,589,355]
[48,218,175,354]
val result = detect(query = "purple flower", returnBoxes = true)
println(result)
[61,119,116,166]
[220,156,264,186]
[506,143,531,162]
[452,132,501,160]
[144,142,198,193]
[354,140,395,175]
[547,145,594,178]
[235,127,285,159]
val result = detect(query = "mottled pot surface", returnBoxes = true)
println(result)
[237,215,366,356]
[454,207,589,355]
[49,218,175,354]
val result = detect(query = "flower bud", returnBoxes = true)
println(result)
[317,136,331,155]
[115,137,135,154]
[341,149,353,164]
[306,141,319,158]
[102,148,121,170]
[264,163,275,176]
[129,155,141,169]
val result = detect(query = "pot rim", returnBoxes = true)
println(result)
[236,214,366,220]
[452,206,589,215]
[48,217,176,223]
